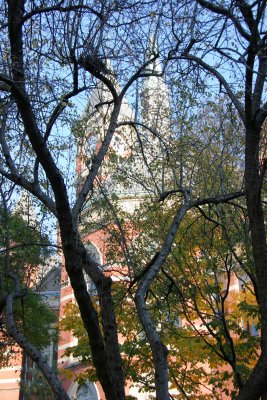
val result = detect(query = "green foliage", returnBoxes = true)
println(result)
[59,302,96,382]
[0,203,51,291]
[0,290,58,369]
[96,127,256,398]
[21,368,56,400]
[14,291,58,350]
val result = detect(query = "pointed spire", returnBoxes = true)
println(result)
[144,34,162,75]
[141,36,171,138]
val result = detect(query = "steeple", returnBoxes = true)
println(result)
[141,36,171,139]
[138,37,173,194]
[144,35,162,75]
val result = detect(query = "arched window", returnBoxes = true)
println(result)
[76,381,98,400]
[85,243,101,264]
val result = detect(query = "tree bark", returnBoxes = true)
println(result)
[236,122,267,400]
[59,229,125,400]
[135,200,190,400]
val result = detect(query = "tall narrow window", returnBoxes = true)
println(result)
[84,243,101,296]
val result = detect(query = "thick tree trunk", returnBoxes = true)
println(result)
[60,229,125,400]
[97,279,125,397]
[236,124,267,400]
[262,387,267,400]
[135,291,169,400]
